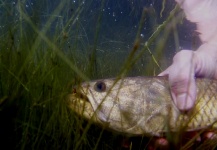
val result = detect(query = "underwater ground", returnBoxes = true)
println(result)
[0,0,204,149]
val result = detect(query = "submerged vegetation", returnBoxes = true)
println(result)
[0,0,204,149]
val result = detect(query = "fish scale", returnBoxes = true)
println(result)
[68,76,217,136]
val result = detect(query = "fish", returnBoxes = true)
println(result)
[67,76,217,136]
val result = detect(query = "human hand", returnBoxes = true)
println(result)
[147,43,217,149]
[159,43,217,111]
[154,1,217,149]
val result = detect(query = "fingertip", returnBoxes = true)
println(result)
[174,93,195,111]
[154,138,169,150]
[170,76,197,112]
[201,131,217,149]
[158,73,164,76]
[158,71,168,76]
[158,67,170,76]
[202,131,217,140]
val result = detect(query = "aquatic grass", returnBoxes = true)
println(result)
[0,0,123,149]
[0,1,88,149]
[1,1,158,149]
[0,0,213,150]
[1,0,159,149]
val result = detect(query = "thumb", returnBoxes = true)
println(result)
[164,50,197,111]
[159,68,197,111]
[170,75,197,112]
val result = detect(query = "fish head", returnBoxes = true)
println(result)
[68,77,173,136]
[68,78,128,125]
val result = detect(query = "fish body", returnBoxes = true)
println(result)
[68,76,217,136]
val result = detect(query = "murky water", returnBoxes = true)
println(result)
[0,0,201,149]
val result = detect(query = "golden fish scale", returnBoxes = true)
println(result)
[173,79,217,131]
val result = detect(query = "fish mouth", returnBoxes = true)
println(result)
[67,86,98,122]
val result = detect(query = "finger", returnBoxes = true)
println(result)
[170,75,196,111]
[195,44,217,79]
[158,68,169,76]
[154,138,169,149]
[168,50,197,111]
[147,137,169,150]
[202,131,217,140]
[200,131,217,149]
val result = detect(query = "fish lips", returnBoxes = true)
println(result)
[67,84,99,123]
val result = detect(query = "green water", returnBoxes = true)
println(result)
[0,0,202,149]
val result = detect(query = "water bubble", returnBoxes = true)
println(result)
[112,12,115,17]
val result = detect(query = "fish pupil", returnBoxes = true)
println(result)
[94,81,106,92]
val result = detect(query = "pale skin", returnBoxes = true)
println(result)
[159,43,217,111]
[155,0,217,148]
[155,43,217,149]
[163,0,217,111]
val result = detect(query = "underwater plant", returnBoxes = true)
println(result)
[1,0,214,150]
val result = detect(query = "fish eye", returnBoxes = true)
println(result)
[94,81,106,92]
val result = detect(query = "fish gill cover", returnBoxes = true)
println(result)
[0,0,201,150]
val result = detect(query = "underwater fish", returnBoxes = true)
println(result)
[68,76,217,136]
